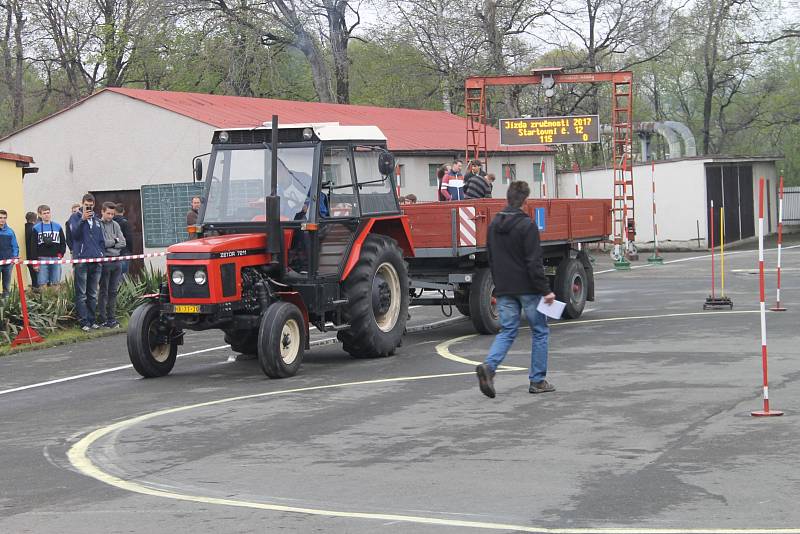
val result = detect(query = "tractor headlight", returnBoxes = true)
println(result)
[194,270,207,285]
[171,270,185,285]
[218,131,230,143]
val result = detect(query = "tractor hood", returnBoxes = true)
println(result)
[168,234,267,255]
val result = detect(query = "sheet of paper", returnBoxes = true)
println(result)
[536,298,566,320]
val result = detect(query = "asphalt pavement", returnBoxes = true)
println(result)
[1,244,800,533]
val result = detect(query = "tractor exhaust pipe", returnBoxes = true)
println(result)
[266,114,283,268]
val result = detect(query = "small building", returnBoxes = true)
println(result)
[0,151,36,281]
[0,89,554,269]
[556,156,781,248]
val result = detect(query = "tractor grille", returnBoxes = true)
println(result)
[169,265,210,299]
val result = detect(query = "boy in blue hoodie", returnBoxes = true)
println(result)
[0,209,20,298]
[69,194,105,330]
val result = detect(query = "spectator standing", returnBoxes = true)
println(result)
[64,203,80,253]
[485,173,495,197]
[187,196,202,226]
[31,205,67,287]
[475,181,557,398]
[97,202,126,328]
[69,194,105,331]
[0,209,20,299]
[440,160,465,201]
[24,212,40,290]
[436,165,449,201]
[464,160,491,199]
[113,203,134,275]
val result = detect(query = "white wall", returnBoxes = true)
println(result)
[396,153,556,202]
[753,162,778,233]
[0,91,214,269]
[557,158,779,246]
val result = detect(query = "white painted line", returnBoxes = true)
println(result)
[0,345,231,397]
[68,370,800,533]
[594,244,800,275]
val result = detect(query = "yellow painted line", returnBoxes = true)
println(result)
[434,310,763,369]
[67,371,800,534]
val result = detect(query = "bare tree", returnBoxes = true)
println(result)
[0,0,26,127]
[173,0,361,103]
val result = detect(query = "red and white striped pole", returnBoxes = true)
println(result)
[395,164,401,198]
[771,174,787,311]
[752,177,783,417]
[540,160,547,198]
[572,162,580,198]
[648,160,663,264]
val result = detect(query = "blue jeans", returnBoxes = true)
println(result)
[0,264,12,297]
[97,262,123,324]
[74,263,102,326]
[484,294,550,383]
[118,259,129,276]
[37,258,62,286]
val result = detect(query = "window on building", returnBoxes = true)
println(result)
[428,163,444,187]
[533,161,543,183]
[502,163,516,185]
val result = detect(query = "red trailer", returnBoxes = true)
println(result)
[401,197,611,333]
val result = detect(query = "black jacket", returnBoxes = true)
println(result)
[487,207,550,296]
[113,215,134,255]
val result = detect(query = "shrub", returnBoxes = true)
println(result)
[0,267,165,346]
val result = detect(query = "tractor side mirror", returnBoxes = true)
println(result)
[193,158,203,182]
[378,151,395,176]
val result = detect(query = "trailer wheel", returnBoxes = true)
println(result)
[338,234,409,358]
[555,257,588,319]
[454,287,471,316]
[469,268,499,334]
[224,329,258,355]
[127,301,178,378]
[257,301,305,378]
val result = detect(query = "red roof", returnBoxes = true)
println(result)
[107,88,549,154]
[0,151,33,164]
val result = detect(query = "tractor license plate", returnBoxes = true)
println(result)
[173,305,200,314]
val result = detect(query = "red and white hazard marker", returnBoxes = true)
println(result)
[458,206,477,247]
[752,176,783,417]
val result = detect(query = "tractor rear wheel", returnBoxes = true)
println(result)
[127,301,179,378]
[469,268,499,334]
[224,328,258,356]
[554,257,588,319]
[338,234,409,358]
[257,301,305,378]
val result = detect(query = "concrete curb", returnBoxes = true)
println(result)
[308,315,468,348]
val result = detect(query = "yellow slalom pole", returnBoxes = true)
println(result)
[720,206,725,297]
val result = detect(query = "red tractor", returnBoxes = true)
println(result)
[127,118,412,378]
[127,117,611,379]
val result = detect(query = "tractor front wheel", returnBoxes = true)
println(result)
[338,234,409,358]
[127,301,179,378]
[257,301,305,378]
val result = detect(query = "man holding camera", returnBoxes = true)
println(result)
[68,193,105,331]
[97,202,126,328]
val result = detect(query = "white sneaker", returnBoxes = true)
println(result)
[81,325,91,332]
[90,323,102,329]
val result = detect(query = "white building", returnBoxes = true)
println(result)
[556,156,781,249]
[0,88,555,270]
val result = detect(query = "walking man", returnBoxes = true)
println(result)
[31,205,67,287]
[97,202,126,328]
[0,209,20,299]
[69,194,105,331]
[476,181,556,398]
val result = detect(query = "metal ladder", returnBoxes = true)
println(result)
[611,80,637,266]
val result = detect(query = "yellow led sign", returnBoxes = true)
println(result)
[499,115,600,145]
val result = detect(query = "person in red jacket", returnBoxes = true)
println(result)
[475,181,556,398]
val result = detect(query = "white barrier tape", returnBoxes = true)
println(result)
[0,252,167,267]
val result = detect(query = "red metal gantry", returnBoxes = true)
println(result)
[464,69,637,264]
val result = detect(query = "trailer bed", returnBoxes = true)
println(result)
[401,198,611,257]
